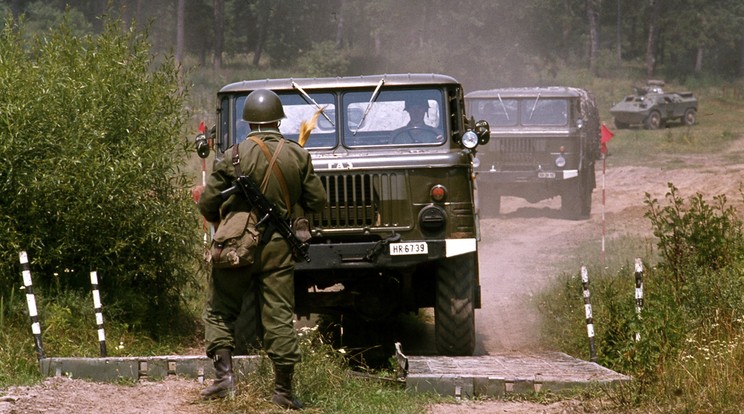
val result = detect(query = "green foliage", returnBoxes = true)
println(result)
[21,1,91,38]
[0,15,203,335]
[541,184,744,411]
[0,285,199,388]
[0,287,40,387]
[645,184,744,284]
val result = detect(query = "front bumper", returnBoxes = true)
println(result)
[476,169,579,183]
[295,238,477,270]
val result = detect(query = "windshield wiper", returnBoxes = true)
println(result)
[497,93,509,120]
[291,81,334,127]
[528,93,541,121]
[353,78,385,136]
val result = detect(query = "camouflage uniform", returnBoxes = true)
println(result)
[198,128,326,365]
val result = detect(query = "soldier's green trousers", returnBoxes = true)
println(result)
[203,233,301,365]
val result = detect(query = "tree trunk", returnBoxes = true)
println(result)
[9,0,22,19]
[213,0,224,71]
[252,1,270,67]
[739,32,744,78]
[616,0,622,62]
[562,0,573,61]
[252,24,267,66]
[586,0,600,75]
[175,0,185,67]
[645,0,662,78]
[694,46,704,73]
[335,0,345,49]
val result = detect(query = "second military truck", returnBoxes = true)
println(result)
[465,87,601,219]
[200,74,490,356]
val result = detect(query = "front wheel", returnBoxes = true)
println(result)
[644,111,662,129]
[435,253,476,356]
[682,108,697,126]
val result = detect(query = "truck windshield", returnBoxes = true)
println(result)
[233,92,337,149]
[521,99,568,126]
[469,97,569,127]
[342,89,445,147]
[470,98,519,127]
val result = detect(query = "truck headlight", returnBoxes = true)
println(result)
[555,155,566,168]
[461,131,479,149]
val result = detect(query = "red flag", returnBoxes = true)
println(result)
[600,123,614,154]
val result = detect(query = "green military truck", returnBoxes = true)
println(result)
[465,87,601,219]
[198,74,490,356]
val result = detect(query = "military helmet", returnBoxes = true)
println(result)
[242,89,286,124]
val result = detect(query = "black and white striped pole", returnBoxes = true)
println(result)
[634,258,644,342]
[90,271,107,357]
[19,251,46,360]
[581,265,597,362]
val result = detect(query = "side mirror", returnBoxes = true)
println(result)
[195,124,217,159]
[474,120,490,145]
[195,133,210,158]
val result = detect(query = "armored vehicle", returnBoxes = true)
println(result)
[198,74,490,356]
[610,80,698,129]
[465,87,600,219]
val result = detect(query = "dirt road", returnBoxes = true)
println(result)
[2,141,743,413]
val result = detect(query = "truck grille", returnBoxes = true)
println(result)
[494,137,545,170]
[309,173,408,229]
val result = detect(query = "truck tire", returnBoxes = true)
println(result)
[644,111,662,129]
[435,253,476,356]
[682,108,697,126]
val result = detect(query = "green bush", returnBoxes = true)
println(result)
[542,184,744,410]
[0,15,202,336]
[645,183,744,284]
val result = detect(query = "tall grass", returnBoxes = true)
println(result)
[540,182,744,413]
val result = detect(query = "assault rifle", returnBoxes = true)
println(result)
[220,175,311,262]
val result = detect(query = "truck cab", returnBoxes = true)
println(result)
[465,87,600,219]
[202,74,490,356]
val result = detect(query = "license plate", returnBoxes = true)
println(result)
[390,242,428,256]
[538,172,556,178]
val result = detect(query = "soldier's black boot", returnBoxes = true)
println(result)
[201,348,235,400]
[271,364,303,410]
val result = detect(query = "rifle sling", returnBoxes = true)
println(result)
[250,137,292,212]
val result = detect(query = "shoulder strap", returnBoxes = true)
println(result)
[250,137,292,211]
[231,144,242,176]
[231,142,272,193]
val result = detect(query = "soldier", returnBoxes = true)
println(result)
[392,96,442,143]
[197,89,326,409]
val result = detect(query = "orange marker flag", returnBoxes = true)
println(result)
[298,108,324,147]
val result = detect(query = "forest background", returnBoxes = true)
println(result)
[5,0,744,91]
